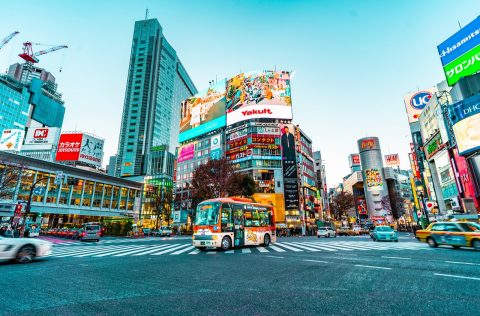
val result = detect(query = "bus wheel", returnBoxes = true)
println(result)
[220,237,232,251]
[263,234,271,247]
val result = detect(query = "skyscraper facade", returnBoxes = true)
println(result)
[115,18,197,178]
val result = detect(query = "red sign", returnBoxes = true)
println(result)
[33,128,49,139]
[361,138,376,150]
[251,135,276,144]
[385,154,400,167]
[228,137,248,149]
[352,154,360,165]
[55,133,83,161]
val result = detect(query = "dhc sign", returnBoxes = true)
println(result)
[410,92,432,110]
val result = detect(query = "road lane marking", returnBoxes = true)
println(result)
[445,261,480,266]
[188,249,201,255]
[225,250,234,254]
[149,244,191,255]
[281,242,320,252]
[265,255,284,259]
[93,245,148,257]
[256,247,269,253]
[131,244,180,256]
[170,246,196,255]
[242,248,252,254]
[273,242,303,252]
[354,264,392,270]
[114,245,168,256]
[382,256,411,260]
[206,251,217,254]
[52,245,135,257]
[74,245,143,257]
[303,259,329,264]
[267,245,286,252]
[434,273,480,281]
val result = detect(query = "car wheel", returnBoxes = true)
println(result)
[16,245,36,263]
[220,236,232,251]
[472,239,480,250]
[317,235,320,238]
[394,239,398,243]
[427,237,438,248]
[327,234,330,238]
[263,234,271,247]
[452,245,460,249]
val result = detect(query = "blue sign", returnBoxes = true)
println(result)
[449,93,480,155]
[410,92,432,110]
[179,115,226,143]
[449,93,480,125]
[437,16,480,66]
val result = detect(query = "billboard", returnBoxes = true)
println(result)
[56,133,104,167]
[55,133,83,161]
[252,193,286,224]
[438,16,480,86]
[349,154,360,167]
[450,95,480,155]
[384,154,400,167]
[179,79,226,143]
[365,168,383,191]
[0,129,25,151]
[23,127,60,150]
[226,71,292,125]
[279,124,299,210]
[178,143,195,163]
[403,88,436,124]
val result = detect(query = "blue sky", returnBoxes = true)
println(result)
[0,0,478,186]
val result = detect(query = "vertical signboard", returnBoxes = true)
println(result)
[55,133,83,161]
[437,16,480,86]
[0,129,25,152]
[279,124,299,210]
[210,133,222,160]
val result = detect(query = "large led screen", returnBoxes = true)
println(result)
[226,71,292,125]
[450,95,480,155]
[179,79,226,143]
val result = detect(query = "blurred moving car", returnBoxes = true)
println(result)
[0,236,52,263]
[336,227,350,236]
[317,227,336,238]
[79,224,102,242]
[415,221,480,250]
[142,228,153,237]
[371,226,398,242]
[158,226,172,237]
[351,225,363,236]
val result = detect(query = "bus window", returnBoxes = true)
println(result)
[195,203,220,226]
[221,203,233,232]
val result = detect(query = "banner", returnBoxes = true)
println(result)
[384,154,400,167]
[364,168,383,191]
[0,129,25,151]
[279,124,299,210]
[226,71,292,125]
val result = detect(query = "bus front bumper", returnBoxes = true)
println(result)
[192,235,220,248]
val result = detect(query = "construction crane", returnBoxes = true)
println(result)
[18,42,68,64]
[0,31,19,51]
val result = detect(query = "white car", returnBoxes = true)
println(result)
[159,226,172,237]
[0,236,52,263]
[317,227,336,238]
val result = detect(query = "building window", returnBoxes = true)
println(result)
[82,180,95,207]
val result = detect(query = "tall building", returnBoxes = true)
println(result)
[0,75,30,132]
[115,18,197,178]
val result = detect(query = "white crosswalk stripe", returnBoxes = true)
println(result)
[47,239,429,259]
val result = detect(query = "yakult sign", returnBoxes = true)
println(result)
[403,87,437,124]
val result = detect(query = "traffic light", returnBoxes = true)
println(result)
[67,178,84,186]
[14,203,23,216]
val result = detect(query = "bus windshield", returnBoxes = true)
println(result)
[195,203,220,226]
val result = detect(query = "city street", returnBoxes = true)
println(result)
[1,233,479,315]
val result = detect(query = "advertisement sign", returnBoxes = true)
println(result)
[0,129,25,151]
[357,199,367,215]
[226,71,292,125]
[364,168,383,191]
[279,124,299,210]
[349,154,360,167]
[450,95,480,155]
[452,148,478,208]
[24,127,60,146]
[179,79,226,143]
[384,154,400,167]
[55,133,83,161]
[210,134,221,151]
[359,138,379,152]
[178,143,195,163]
[403,88,436,124]
[424,132,446,160]
[78,134,104,167]
[252,193,286,224]
[438,17,480,86]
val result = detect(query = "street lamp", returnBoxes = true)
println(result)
[416,186,430,227]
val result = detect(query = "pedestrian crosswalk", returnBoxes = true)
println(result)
[49,236,191,246]
[48,240,430,259]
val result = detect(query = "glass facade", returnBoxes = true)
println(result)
[116,18,197,178]
[0,75,30,132]
[0,152,142,219]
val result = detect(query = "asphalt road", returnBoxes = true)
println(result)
[1,233,479,315]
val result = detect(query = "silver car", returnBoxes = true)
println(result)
[317,227,336,238]
[79,224,101,242]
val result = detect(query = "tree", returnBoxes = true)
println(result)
[330,191,355,220]
[382,191,405,220]
[151,187,173,229]
[226,172,256,198]
[0,159,25,200]
[191,158,237,200]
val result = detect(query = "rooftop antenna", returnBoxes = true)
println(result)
[145,8,149,20]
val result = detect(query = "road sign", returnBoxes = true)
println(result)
[33,186,46,196]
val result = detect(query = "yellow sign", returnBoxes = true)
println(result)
[252,193,285,224]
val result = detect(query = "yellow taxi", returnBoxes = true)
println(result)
[415,221,480,250]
